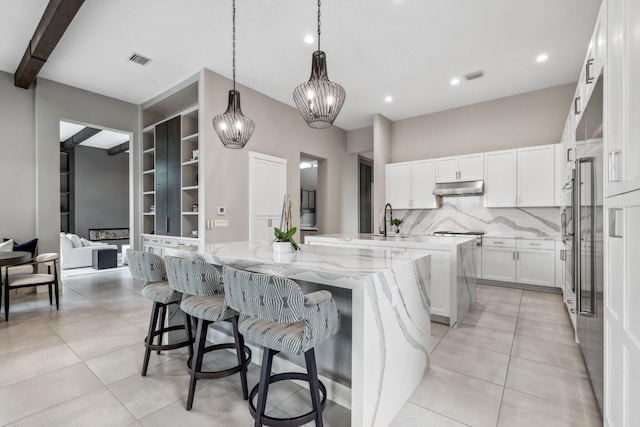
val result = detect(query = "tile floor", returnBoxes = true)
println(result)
[0,272,602,427]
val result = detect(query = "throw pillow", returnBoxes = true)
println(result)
[0,239,13,252]
[80,238,92,247]
[67,234,82,248]
[13,238,38,258]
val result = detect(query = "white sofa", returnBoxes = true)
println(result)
[60,233,118,270]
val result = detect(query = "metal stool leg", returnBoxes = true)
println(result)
[231,316,249,400]
[187,317,209,410]
[254,348,275,427]
[305,349,324,427]
[142,302,161,376]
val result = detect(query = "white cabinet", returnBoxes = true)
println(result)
[517,144,555,206]
[385,160,438,209]
[482,238,516,282]
[555,241,565,290]
[435,153,483,183]
[249,152,287,242]
[554,144,564,206]
[484,150,517,207]
[481,238,555,287]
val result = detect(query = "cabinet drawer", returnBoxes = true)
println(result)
[483,238,516,248]
[518,239,555,250]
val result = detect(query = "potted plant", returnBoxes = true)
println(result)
[391,218,403,234]
[273,194,300,253]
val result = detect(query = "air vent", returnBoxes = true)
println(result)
[128,53,151,66]
[464,70,485,81]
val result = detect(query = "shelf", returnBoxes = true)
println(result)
[61,212,70,215]
[143,125,155,134]
[60,192,70,195]
[143,191,155,195]
[182,212,199,215]
[182,160,198,166]
[143,169,155,175]
[143,148,155,154]
[182,185,199,191]
[182,104,198,117]
[182,132,199,142]
[143,213,155,216]
[60,172,69,176]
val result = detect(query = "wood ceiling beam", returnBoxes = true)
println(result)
[60,127,101,149]
[107,142,130,156]
[14,0,85,89]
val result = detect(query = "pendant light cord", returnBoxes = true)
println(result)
[317,0,321,51]
[232,0,236,92]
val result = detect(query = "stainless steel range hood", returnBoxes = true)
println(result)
[433,180,484,196]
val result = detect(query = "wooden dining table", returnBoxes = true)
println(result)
[0,251,33,280]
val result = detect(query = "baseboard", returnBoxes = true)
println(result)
[477,279,562,294]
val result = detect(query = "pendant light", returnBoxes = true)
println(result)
[213,0,255,149]
[293,0,345,129]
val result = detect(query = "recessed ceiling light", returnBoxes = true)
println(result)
[304,34,315,44]
[536,53,548,63]
[450,78,460,86]
[385,96,393,103]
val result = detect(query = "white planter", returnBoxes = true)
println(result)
[273,241,294,253]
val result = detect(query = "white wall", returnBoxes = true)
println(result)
[391,83,575,162]
[373,114,392,232]
[347,126,373,154]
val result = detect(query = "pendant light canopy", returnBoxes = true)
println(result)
[293,0,345,129]
[213,0,254,149]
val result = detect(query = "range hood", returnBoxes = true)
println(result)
[433,180,484,196]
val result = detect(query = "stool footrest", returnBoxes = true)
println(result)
[249,372,327,427]
[187,343,252,380]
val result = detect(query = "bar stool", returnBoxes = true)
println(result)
[222,266,340,427]
[164,256,252,410]
[127,250,193,376]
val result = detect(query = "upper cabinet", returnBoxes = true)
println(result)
[386,160,438,209]
[517,144,555,207]
[484,144,557,208]
[435,153,483,183]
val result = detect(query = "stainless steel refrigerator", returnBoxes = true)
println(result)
[574,76,603,411]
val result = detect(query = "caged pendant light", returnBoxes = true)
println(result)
[213,0,255,149]
[293,0,345,129]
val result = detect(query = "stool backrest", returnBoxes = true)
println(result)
[165,256,223,296]
[223,266,305,324]
[127,250,165,282]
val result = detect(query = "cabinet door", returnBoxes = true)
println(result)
[251,216,279,243]
[166,116,181,236]
[517,145,555,206]
[482,246,516,282]
[554,144,564,206]
[484,150,517,207]
[458,153,483,181]
[249,152,287,242]
[155,121,168,235]
[435,157,459,183]
[410,160,437,208]
[516,248,555,287]
[385,162,411,209]
[555,242,565,290]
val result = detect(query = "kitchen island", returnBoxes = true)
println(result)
[167,241,431,427]
[305,233,478,327]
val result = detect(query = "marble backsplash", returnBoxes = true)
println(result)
[392,196,561,237]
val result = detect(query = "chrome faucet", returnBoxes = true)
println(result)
[383,203,393,237]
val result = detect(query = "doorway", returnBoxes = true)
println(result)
[359,154,374,233]
[59,120,131,268]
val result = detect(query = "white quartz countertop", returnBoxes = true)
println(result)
[305,233,476,250]
[483,234,561,241]
[178,241,429,288]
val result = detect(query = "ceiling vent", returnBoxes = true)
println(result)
[464,70,485,81]
[128,53,151,66]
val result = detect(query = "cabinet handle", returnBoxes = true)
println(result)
[165,217,169,233]
[268,218,272,227]
[608,208,623,238]
[529,243,542,246]
[512,250,516,260]
[517,251,520,260]
[608,150,622,182]
[585,58,594,84]
[567,148,573,162]
[560,249,566,261]
[574,96,581,115]
[494,241,504,244]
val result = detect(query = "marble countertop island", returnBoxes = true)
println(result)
[169,241,432,427]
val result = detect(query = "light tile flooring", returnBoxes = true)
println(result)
[0,272,601,427]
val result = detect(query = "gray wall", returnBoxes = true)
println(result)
[0,71,37,243]
[74,146,129,239]
[390,83,575,162]
[373,114,392,232]
[347,126,373,154]
[200,69,353,242]
[35,78,139,254]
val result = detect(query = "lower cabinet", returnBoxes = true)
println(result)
[482,238,556,287]
[141,235,199,257]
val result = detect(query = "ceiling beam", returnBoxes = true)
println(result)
[60,127,101,149]
[14,0,85,89]
[107,142,130,156]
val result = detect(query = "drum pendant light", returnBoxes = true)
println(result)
[213,0,255,149]
[293,0,345,129]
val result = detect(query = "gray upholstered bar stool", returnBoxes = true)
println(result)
[164,256,251,410]
[222,266,341,427]
[127,250,193,376]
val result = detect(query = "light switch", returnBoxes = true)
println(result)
[214,220,229,228]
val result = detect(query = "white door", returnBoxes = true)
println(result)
[385,162,411,209]
[249,152,287,242]
[516,248,555,287]
[458,153,484,181]
[435,157,459,183]
[482,245,516,282]
[484,150,517,207]
[517,144,555,206]
[410,160,437,209]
